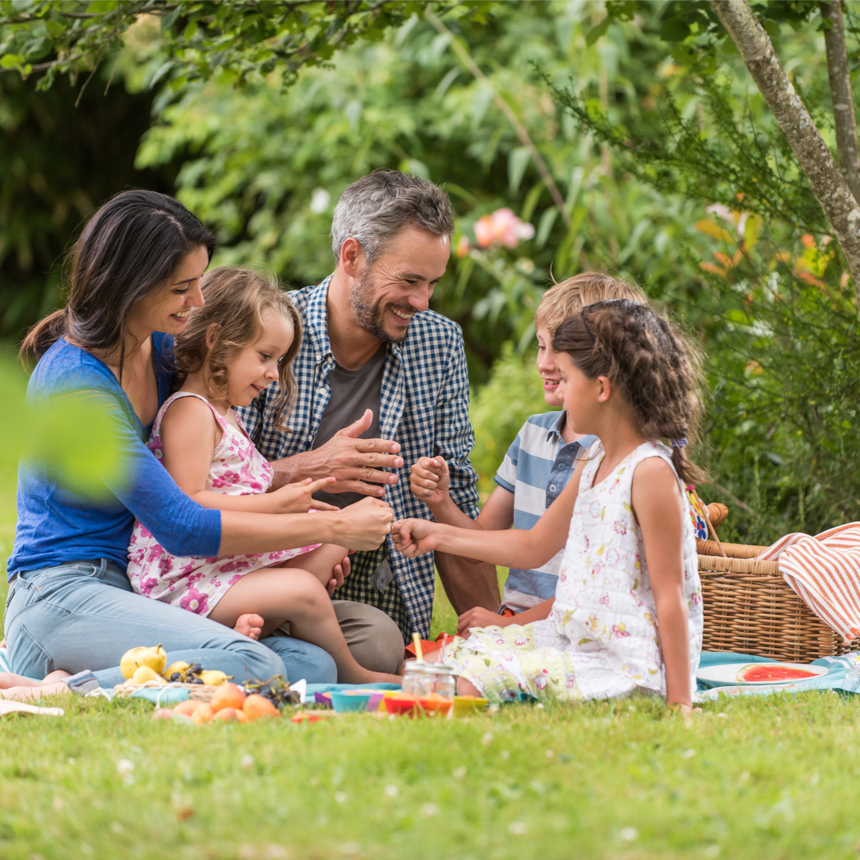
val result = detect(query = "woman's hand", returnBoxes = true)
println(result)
[333,498,394,550]
[269,477,340,513]
[410,457,450,508]
[391,518,440,558]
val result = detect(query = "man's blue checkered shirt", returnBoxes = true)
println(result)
[237,276,480,639]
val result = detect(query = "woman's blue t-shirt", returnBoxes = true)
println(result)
[6,334,221,580]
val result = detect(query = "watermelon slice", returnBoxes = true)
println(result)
[736,664,820,683]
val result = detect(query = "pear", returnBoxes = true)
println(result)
[131,665,167,686]
[120,644,167,679]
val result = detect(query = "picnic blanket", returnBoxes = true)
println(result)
[760,521,860,641]
[695,651,860,700]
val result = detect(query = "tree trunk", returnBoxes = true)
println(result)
[711,0,860,313]
[820,1,860,205]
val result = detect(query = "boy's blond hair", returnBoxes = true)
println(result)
[535,272,648,335]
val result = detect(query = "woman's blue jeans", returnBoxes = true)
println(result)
[4,559,337,687]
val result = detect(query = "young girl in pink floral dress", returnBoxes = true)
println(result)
[128,267,401,685]
[393,300,704,714]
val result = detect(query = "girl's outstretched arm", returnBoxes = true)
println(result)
[392,459,587,569]
[159,396,338,514]
[631,457,694,710]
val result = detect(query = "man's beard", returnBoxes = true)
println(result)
[349,266,410,343]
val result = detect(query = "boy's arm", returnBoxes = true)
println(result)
[631,457,694,710]
[457,596,554,634]
[393,459,585,569]
[411,457,514,530]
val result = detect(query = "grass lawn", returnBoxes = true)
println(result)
[2,476,860,859]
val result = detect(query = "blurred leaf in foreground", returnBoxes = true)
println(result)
[0,360,123,500]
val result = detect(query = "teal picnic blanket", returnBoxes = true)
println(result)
[696,650,860,699]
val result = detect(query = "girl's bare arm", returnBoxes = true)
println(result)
[159,397,337,513]
[631,457,693,709]
[393,459,586,569]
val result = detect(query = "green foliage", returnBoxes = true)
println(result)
[130,2,706,380]
[0,69,174,342]
[562,5,860,543]
[469,342,548,495]
[0,0,449,91]
[0,361,123,499]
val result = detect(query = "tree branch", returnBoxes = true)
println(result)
[820,1,860,204]
[423,6,571,230]
[711,0,860,315]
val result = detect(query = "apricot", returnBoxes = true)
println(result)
[242,694,279,721]
[235,709,249,723]
[191,703,215,724]
[174,700,204,717]
[211,682,246,712]
[212,707,240,722]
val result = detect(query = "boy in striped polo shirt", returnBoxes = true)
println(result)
[410,273,647,634]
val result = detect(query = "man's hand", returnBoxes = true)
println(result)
[457,606,511,636]
[333,497,395,550]
[269,477,340,513]
[391,518,440,558]
[272,409,404,497]
[410,456,450,508]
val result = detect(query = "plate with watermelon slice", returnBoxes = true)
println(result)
[696,662,828,687]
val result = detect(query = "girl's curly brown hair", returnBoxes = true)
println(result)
[174,267,302,431]
[552,299,707,486]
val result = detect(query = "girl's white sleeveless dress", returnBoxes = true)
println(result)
[127,392,320,617]
[441,440,703,703]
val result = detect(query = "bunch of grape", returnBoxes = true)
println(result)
[243,675,300,708]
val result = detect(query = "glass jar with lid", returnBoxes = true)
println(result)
[401,659,456,699]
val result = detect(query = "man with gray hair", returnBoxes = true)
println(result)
[239,169,500,672]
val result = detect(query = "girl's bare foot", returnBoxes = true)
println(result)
[457,676,482,697]
[233,613,265,640]
[0,669,70,689]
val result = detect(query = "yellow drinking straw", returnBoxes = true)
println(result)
[412,632,424,662]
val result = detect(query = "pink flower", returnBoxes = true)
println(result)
[138,576,159,597]
[180,586,210,616]
[211,470,241,488]
[473,208,535,249]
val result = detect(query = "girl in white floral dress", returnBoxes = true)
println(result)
[127,268,401,686]
[393,300,705,714]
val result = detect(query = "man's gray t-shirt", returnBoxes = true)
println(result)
[312,345,386,508]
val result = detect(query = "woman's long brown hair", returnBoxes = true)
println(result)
[20,190,215,378]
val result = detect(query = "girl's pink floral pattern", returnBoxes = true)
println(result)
[441,441,702,704]
[127,392,320,615]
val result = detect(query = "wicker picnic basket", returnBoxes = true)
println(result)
[697,503,860,663]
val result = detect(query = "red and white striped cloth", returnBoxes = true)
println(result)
[758,522,860,642]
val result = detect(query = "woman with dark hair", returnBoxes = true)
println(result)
[2,190,394,699]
